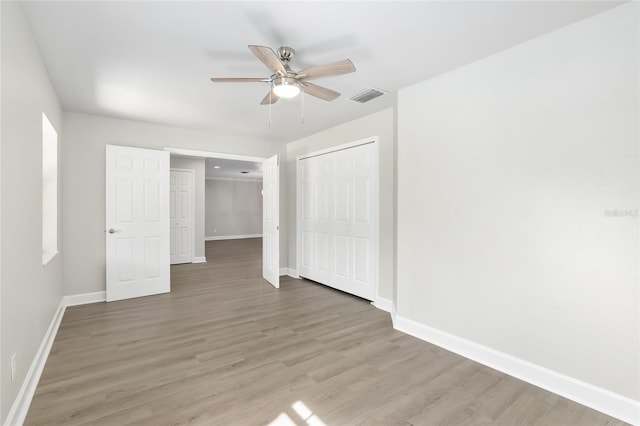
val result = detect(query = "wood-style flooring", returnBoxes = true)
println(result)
[26,238,626,425]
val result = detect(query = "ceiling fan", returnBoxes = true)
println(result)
[210,45,356,105]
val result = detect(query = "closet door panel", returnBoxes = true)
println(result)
[334,235,351,279]
[298,141,377,301]
[354,237,370,284]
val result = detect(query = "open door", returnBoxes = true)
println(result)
[262,154,279,288]
[106,145,170,302]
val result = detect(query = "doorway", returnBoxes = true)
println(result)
[106,145,280,302]
[166,148,280,289]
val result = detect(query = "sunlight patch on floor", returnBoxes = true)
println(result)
[269,401,327,426]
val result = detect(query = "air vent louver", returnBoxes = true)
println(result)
[350,88,387,103]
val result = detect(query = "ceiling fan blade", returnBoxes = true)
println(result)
[301,82,340,101]
[297,59,355,81]
[260,90,279,105]
[248,45,287,76]
[210,77,269,83]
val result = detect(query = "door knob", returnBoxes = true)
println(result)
[108,228,121,234]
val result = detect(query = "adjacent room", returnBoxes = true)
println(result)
[204,158,263,243]
[1,1,638,425]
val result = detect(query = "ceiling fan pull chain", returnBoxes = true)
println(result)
[301,89,305,125]
[269,91,272,127]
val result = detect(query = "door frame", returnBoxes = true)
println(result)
[170,168,195,264]
[164,147,278,281]
[165,148,268,164]
[295,136,379,299]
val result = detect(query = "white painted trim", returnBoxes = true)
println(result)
[205,176,261,183]
[394,315,640,425]
[4,291,111,425]
[297,136,377,161]
[165,148,267,163]
[63,291,106,307]
[4,301,66,426]
[391,302,397,328]
[192,256,207,263]
[372,297,393,313]
[279,268,300,278]
[296,155,302,285]
[205,234,262,241]
[41,250,59,267]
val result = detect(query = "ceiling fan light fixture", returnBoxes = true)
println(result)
[272,77,300,99]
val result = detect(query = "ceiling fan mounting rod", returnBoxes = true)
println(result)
[277,46,295,64]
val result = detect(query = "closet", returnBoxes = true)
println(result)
[297,139,378,301]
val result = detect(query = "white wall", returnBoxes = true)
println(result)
[0,2,64,421]
[286,108,395,301]
[205,178,262,238]
[170,156,206,259]
[397,2,638,401]
[62,112,286,295]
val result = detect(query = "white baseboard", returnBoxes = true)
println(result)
[394,315,640,425]
[4,301,66,426]
[62,291,106,307]
[205,234,262,241]
[279,267,299,278]
[192,256,206,263]
[4,291,109,426]
[391,302,397,328]
[372,297,393,313]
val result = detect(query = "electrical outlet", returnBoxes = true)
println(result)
[10,353,16,381]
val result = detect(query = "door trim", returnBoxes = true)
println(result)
[170,168,195,264]
[296,136,379,300]
[297,138,377,161]
[164,147,267,163]
[164,147,279,288]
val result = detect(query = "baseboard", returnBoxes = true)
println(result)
[205,234,262,241]
[372,297,393,313]
[279,267,299,278]
[192,256,206,263]
[391,302,397,328]
[62,291,106,307]
[4,291,110,425]
[394,315,640,425]
[3,301,66,426]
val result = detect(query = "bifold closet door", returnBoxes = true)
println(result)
[299,141,377,301]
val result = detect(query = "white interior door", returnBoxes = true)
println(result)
[262,154,279,288]
[106,145,170,302]
[170,169,194,264]
[298,140,377,301]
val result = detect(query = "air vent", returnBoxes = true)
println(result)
[350,88,387,103]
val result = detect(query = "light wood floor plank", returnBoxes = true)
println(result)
[26,238,627,425]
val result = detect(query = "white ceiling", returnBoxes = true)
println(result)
[22,1,621,144]
[204,157,262,179]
